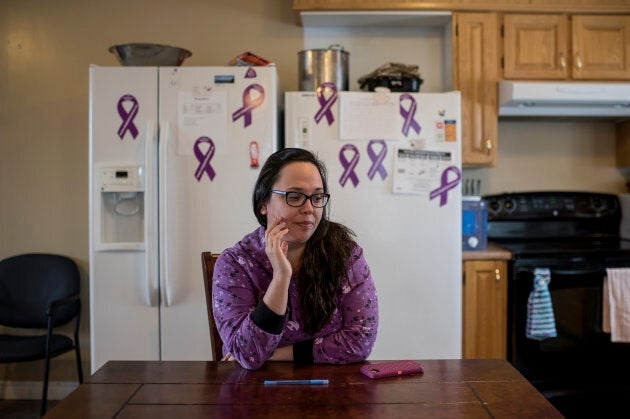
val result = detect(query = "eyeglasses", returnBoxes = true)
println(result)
[271,190,330,208]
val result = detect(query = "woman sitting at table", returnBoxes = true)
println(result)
[212,148,379,370]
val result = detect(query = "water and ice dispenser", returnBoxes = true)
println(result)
[96,164,145,250]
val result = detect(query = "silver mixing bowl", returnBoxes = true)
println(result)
[108,43,192,66]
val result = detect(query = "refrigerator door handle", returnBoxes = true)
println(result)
[144,119,158,307]
[159,121,172,307]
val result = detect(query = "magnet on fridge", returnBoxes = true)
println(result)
[250,141,260,167]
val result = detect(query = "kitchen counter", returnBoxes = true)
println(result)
[462,242,511,261]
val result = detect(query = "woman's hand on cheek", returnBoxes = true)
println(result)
[265,217,292,280]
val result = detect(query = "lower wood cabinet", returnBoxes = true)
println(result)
[462,259,508,358]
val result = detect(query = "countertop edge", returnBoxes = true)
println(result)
[463,242,512,261]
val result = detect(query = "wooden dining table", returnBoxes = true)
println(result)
[45,359,562,418]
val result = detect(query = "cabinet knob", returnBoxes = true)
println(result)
[575,53,583,70]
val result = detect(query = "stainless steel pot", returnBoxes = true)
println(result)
[298,44,349,91]
[108,43,192,66]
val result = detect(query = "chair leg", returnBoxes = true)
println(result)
[73,304,83,383]
[75,340,84,383]
[41,353,51,417]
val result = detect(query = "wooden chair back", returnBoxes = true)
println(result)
[201,252,223,361]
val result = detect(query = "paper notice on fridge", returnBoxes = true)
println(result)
[177,91,228,156]
[393,148,453,195]
[338,92,400,141]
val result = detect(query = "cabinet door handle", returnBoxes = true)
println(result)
[559,52,566,70]
[495,268,501,282]
[485,139,492,155]
[575,53,583,70]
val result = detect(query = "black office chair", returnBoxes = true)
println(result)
[0,253,83,416]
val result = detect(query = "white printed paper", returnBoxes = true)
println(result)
[338,92,400,141]
[177,91,228,156]
[393,148,453,195]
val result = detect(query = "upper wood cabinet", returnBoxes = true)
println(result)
[454,13,500,166]
[503,14,630,80]
[294,1,630,14]
[502,14,570,79]
[573,15,630,79]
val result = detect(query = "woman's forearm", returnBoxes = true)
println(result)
[262,274,291,315]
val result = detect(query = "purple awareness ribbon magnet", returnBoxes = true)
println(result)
[232,84,265,128]
[193,136,217,181]
[117,94,139,140]
[429,165,461,207]
[339,144,360,188]
[399,93,421,137]
[366,140,388,181]
[245,67,257,78]
[314,82,338,126]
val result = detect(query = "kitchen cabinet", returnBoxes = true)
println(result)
[503,14,630,80]
[462,258,508,359]
[454,13,500,166]
[617,119,630,168]
[294,1,630,14]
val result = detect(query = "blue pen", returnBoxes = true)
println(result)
[264,379,329,385]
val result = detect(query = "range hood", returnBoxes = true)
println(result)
[498,81,630,118]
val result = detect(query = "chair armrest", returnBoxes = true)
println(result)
[47,294,80,317]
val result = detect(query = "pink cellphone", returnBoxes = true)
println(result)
[360,360,424,379]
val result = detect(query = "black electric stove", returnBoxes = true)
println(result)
[483,191,630,418]
[485,191,629,256]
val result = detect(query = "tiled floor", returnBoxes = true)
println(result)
[0,399,59,418]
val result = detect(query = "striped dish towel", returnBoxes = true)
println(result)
[526,268,557,340]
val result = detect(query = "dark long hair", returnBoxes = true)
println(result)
[253,148,356,333]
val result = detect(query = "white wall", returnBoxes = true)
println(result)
[465,120,626,196]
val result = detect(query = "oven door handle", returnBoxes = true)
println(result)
[516,267,605,276]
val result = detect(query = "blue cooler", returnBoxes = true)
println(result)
[462,197,488,250]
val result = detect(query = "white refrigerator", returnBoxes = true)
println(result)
[89,65,278,373]
[285,89,462,359]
